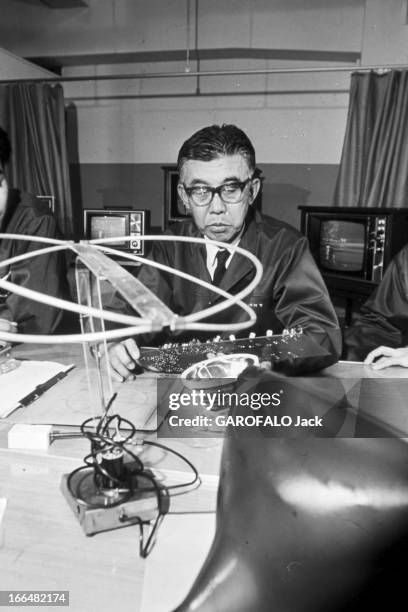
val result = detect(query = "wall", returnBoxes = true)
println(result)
[73,161,338,230]
[2,0,405,232]
[0,0,364,59]
[361,0,408,65]
[18,0,362,231]
[65,62,348,228]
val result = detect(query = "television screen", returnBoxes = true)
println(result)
[90,215,127,246]
[319,220,365,272]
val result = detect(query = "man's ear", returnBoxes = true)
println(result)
[249,177,261,205]
[177,182,190,212]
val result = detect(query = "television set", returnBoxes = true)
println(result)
[83,209,150,257]
[299,206,408,300]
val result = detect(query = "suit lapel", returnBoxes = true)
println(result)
[218,212,258,293]
[197,243,212,285]
[186,225,212,286]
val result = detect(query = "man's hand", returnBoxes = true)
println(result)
[107,338,140,381]
[364,346,408,370]
[0,318,17,333]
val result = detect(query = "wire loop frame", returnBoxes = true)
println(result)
[0,233,263,344]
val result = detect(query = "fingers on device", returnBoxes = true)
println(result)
[0,341,20,375]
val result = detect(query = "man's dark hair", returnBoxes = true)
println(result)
[177,124,256,174]
[0,127,11,167]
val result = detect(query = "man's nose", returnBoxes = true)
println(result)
[209,192,227,213]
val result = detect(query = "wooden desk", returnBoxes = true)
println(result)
[0,344,220,612]
[1,345,408,612]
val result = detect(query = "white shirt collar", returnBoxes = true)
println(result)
[204,225,245,279]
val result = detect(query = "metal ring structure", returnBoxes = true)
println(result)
[0,233,263,344]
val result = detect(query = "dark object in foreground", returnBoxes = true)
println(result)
[173,368,408,611]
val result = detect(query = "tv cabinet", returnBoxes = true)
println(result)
[322,275,378,327]
[299,205,408,328]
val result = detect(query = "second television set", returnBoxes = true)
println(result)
[299,206,408,285]
[83,209,149,257]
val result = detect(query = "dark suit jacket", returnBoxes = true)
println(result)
[0,189,67,334]
[345,244,408,361]
[120,210,341,372]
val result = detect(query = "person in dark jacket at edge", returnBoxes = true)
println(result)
[345,243,408,370]
[106,124,342,380]
[0,126,67,335]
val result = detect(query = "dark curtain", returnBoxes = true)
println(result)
[333,70,408,208]
[7,82,73,236]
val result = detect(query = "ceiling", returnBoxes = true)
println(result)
[5,1,363,77]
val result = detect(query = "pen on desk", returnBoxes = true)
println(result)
[15,366,75,409]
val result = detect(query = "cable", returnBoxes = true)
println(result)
[64,400,202,557]
[143,439,200,491]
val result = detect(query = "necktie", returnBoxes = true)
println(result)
[213,249,230,285]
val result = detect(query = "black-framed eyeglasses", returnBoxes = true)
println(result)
[182,176,254,207]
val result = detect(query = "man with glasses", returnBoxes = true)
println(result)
[108,124,341,380]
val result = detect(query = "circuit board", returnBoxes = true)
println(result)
[138,329,328,374]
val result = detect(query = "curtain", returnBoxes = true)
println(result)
[333,70,408,208]
[7,82,73,236]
